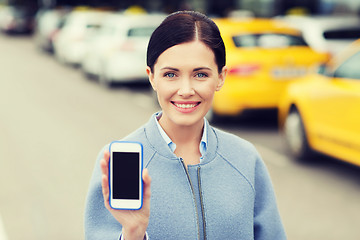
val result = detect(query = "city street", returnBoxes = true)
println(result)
[0,34,359,240]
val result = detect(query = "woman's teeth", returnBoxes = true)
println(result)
[174,103,198,109]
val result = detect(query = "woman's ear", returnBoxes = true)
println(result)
[216,66,227,91]
[146,66,156,91]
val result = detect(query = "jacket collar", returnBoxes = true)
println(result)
[144,112,218,164]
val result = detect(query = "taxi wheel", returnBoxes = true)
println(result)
[205,108,221,123]
[284,108,313,160]
[99,73,113,88]
[205,108,215,122]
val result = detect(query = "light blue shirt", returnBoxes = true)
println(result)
[155,112,207,162]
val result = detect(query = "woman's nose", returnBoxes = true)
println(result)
[177,78,195,97]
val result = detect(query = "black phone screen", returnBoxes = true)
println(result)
[112,152,140,199]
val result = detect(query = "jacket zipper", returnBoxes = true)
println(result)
[180,158,207,240]
[180,158,201,240]
[197,166,207,240]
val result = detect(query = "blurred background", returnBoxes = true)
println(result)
[0,0,360,239]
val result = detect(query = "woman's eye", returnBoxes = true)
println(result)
[164,72,176,78]
[196,73,208,78]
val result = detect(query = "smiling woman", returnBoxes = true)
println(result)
[147,40,226,129]
[85,11,286,240]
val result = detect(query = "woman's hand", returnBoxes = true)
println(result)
[101,150,151,240]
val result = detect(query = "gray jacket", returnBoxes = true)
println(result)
[84,113,286,239]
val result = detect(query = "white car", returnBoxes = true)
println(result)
[33,8,70,52]
[81,13,165,86]
[53,10,110,66]
[277,15,360,56]
[0,5,36,34]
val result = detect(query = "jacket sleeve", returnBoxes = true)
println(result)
[84,146,123,240]
[253,157,287,240]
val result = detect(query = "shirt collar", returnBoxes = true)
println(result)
[155,112,208,161]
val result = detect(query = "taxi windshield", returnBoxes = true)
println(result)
[232,33,308,48]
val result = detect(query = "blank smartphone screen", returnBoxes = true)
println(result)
[112,152,140,199]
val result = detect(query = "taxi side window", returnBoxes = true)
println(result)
[232,34,307,48]
[333,51,360,80]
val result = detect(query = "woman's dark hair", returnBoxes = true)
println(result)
[147,11,226,73]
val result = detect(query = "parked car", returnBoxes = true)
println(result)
[0,5,36,34]
[208,17,329,121]
[53,9,110,66]
[278,39,360,166]
[277,15,360,56]
[33,8,70,53]
[82,13,165,86]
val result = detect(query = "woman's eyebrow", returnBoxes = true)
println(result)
[160,67,212,72]
[193,67,212,71]
[160,67,179,71]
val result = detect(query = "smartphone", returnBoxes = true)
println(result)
[109,141,143,210]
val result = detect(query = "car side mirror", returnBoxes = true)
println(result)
[317,64,327,75]
[318,63,336,78]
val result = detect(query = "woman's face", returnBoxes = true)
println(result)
[147,40,227,129]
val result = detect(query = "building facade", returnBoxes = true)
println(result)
[2,0,360,17]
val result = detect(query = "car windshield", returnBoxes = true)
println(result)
[9,6,34,17]
[333,51,360,80]
[323,28,360,40]
[86,24,101,30]
[232,33,308,48]
[127,26,157,37]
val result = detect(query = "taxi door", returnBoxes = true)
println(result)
[310,51,360,164]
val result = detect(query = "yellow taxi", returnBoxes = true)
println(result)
[278,39,360,166]
[210,18,329,120]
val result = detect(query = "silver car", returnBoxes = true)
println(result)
[53,9,109,66]
[81,13,166,86]
[277,15,360,56]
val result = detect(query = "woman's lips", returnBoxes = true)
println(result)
[171,101,201,113]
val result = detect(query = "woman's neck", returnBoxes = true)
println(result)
[158,116,204,147]
[159,116,204,166]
